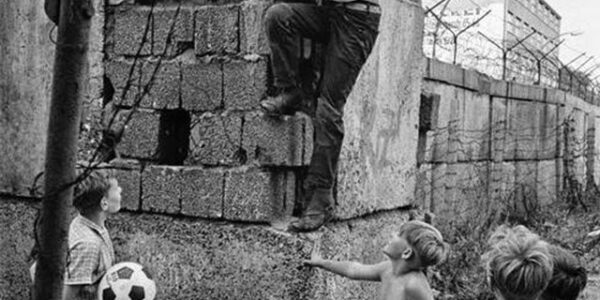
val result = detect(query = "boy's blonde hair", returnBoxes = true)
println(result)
[73,166,116,214]
[398,220,448,267]
[484,225,553,300]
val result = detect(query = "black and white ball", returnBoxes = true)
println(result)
[98,262,156,300]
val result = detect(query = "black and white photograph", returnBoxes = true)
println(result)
[1,0,598,299]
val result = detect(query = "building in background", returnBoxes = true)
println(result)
[423,0,561,86]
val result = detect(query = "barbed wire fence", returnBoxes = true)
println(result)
[423,0,600,104]
[417,102,600,298]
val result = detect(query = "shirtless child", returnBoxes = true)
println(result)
[304,220,448,300]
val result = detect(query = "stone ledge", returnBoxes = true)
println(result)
[223,167,295,222]
[108,208,411,300]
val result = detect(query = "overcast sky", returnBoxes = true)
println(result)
[544,0,600,75]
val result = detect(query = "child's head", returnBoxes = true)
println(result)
[484,225,553,300]
[383,220,448,268]
[540,244,587,300]
[73,167,122,216]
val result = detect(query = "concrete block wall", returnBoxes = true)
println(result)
[103,0,314,224]
[419,58,600,218]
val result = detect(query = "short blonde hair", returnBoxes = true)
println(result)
[398,220,448,267]
[484,225,553,300]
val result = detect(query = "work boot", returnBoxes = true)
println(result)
[288,188,333,232]
[260,87,305,116]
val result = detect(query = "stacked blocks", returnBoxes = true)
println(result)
[104,0,310,223]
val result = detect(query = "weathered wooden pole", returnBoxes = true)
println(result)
[33,0,94,298]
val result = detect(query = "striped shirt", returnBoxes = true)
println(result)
[64,215,115,285]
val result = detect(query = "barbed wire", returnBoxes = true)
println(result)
[423,0,600,100]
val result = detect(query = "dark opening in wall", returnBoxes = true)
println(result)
[158,109,191,165]
[417,93,439,166]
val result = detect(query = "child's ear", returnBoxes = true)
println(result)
[401,247,413,260]
[100,197,109,211]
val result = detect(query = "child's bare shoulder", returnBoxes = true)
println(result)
[404,272,433,299]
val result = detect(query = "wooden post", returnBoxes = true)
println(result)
[33,0,94,299]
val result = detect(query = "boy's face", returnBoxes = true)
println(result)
[383,233,411,260]
[103,178,122,213]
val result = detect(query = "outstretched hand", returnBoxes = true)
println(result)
[303,241,324,267]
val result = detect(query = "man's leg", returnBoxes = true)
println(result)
[289,7,380,232]
[261,3,328,115]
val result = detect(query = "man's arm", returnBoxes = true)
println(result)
[305,259,389,281]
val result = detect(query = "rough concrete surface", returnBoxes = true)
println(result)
[107,208,410,300]
[337,0,423,219]
[195,4,239,55]
[0,0,53,196]
[223,59,268,110]
[223,167,295,222]
[188,112,243,166]
[116,109,161,159]
[0,200,38,300]
[109,4,193,56]
[242,112,312,166]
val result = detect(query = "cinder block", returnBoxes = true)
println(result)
[111,5,193,56]
[141,165,181,214]
[140,165,225,217]
[180,167,225,218]
[181,61,222,111]
[426,59,464,87]
[195,5,239,55]
[105,59,180,109]
[242,112,312,166]
[223,167,295,222]
[187,113,243,166]
[115,109,161,160]
[240,0,273,54]
[111,159,141,211]
[223,59,268,109]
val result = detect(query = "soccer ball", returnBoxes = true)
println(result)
[97,262,156,300]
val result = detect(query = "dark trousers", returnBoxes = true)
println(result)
[265,2,380,210]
